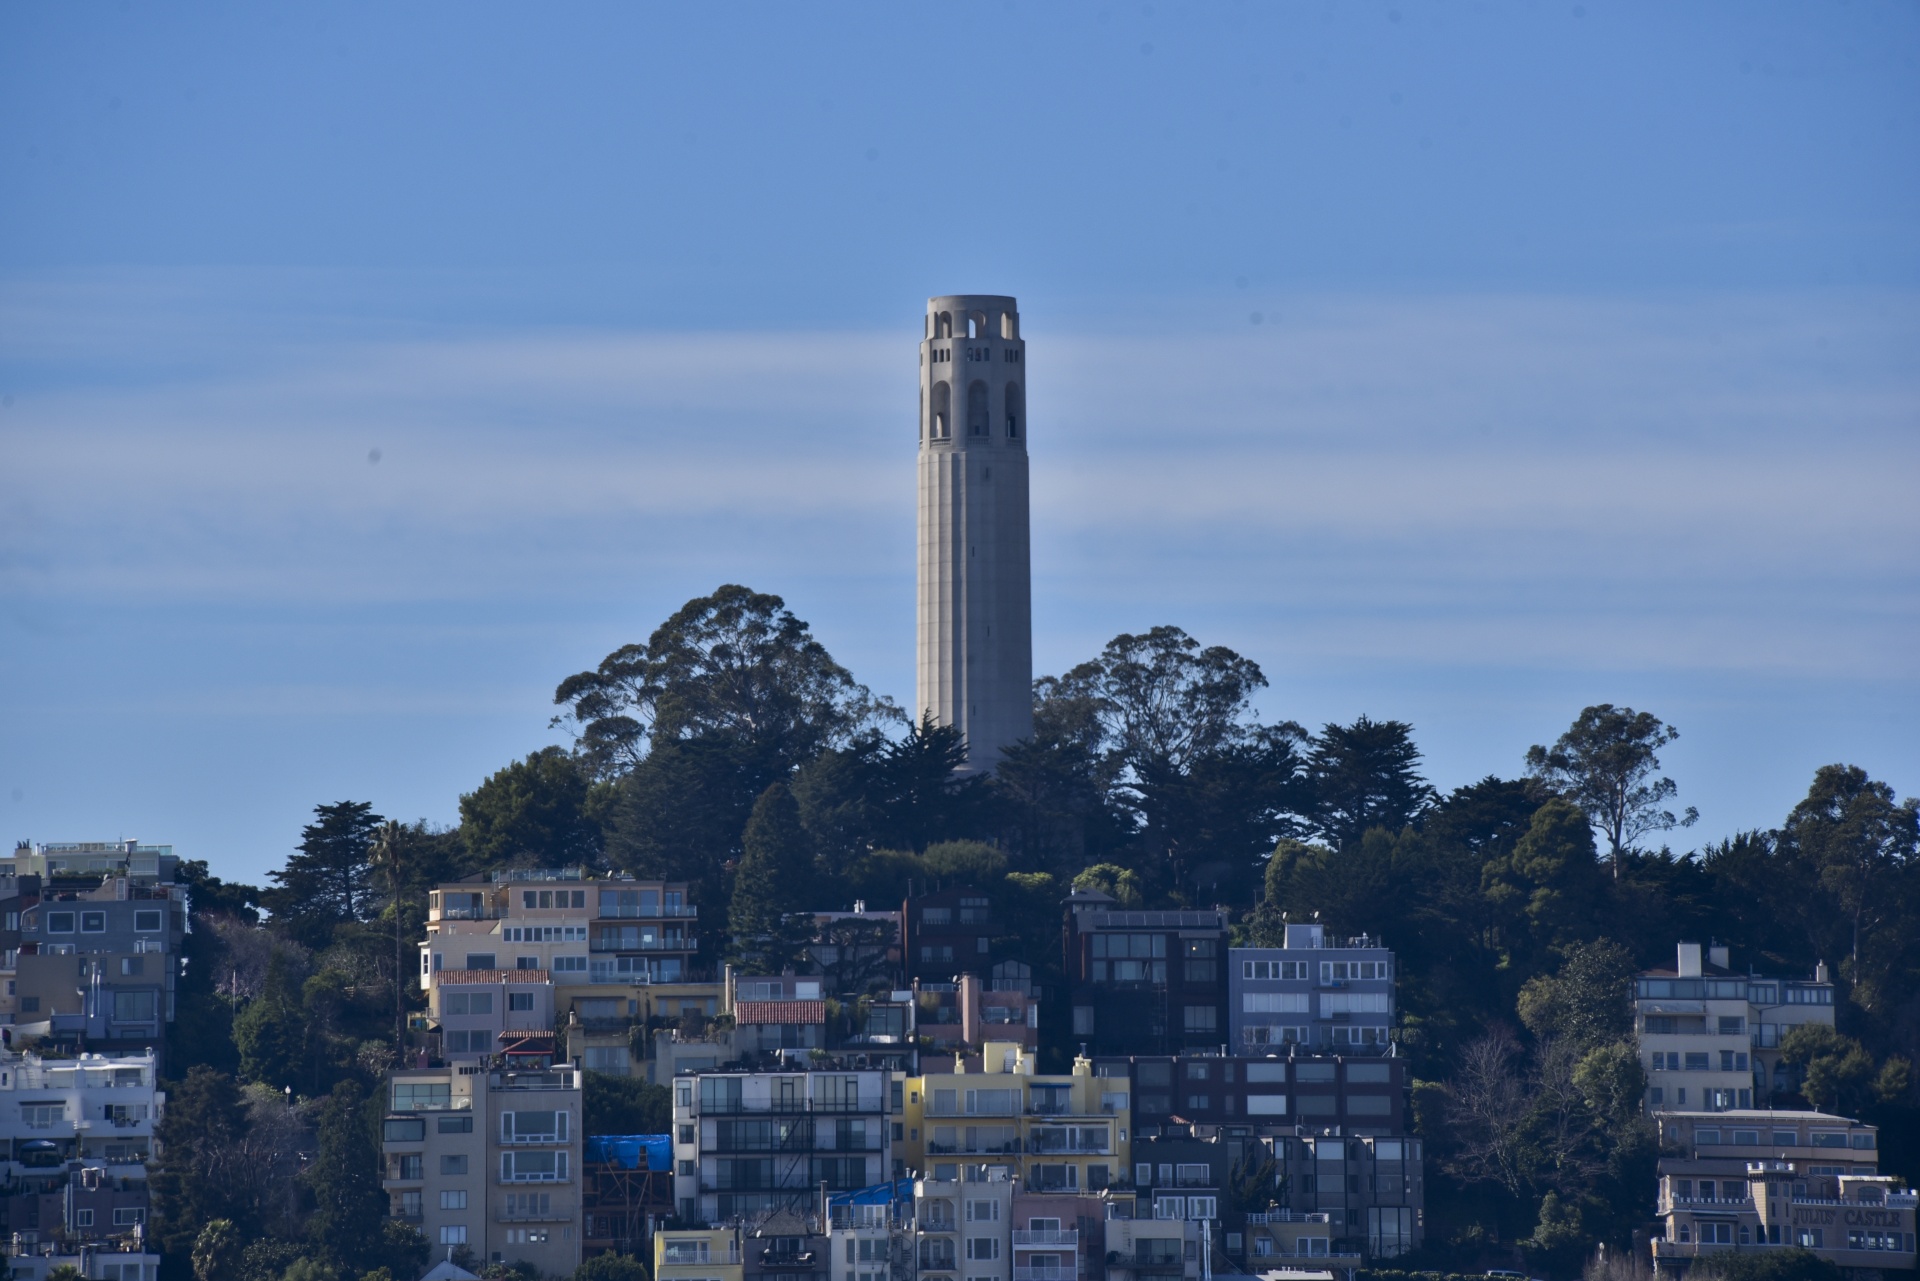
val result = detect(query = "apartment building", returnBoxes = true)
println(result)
[655,1226,744,1281]
[1102,1210,1198,1281]
[422,870,705,1074]
[911,1172,1011,1281]
[1228,924,1395,1053]
[671,1068,892,1224]
[826,1181,912,1281]
[1064,891,1228,1058]
[1636,942,1835,1114]
[1093,1053,1409,1137]
[918,969,1038,1062]
[900,1043,1129,1195]
[6,843,186,1065]
[0,1049,162,1281]
[903,888,996,984]
[381,1061,584,1275]
[1651,1109,1914,1274]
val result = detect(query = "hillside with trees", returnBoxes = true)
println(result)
[158,584,1920,1280]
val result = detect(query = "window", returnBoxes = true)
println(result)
[1244,992,1310,1013]
[74,1209,94,1228]
[501,1111,568,1143]
[438,1114,473,1134]
[505,1192,552,1217]
[392,1154,423,1180]
[443,992,493,1016]
[113,991,156,1022]
[438,1226,467,1246]
[1154,1195,1185,1220]
[1183,1005,1217,1033]
[21,1103,64,1128]
[508,992,535,1012]
[1177,1163,1211,1186]
[391,1082,451,1111]
[1136,1163,1152,1185]
[1347,1095,1392,1116]
[1696,1129,1723,1145]
[121,957,144,976]
[500,1150,568,1182]
[383,1118,425,1142]
[1731,1129,1760,1145]
[1246,1095,1287,1115]
[1719,1016,1745,1034]
[663,1240,710,1264]
[1772,1130,1798,1146]
[516,956,539,970]
[922,907,953,926]
[45,912,74,933]
[81,912,106,932]
[19,997,39,1013]
[441,1154,468,1175]
[1186,1094,1210,1110]
[1186,1196,1218,1220]
[113,1207,146,1226]
[464,953,496,971]
[1684,1052,1710,1071]
[553,955,587,973]
[440,1190,468,1210]
[965,1238,999,1260]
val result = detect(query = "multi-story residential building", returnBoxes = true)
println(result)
[380,1061,585,1276]
[827,1181,912,1281]
[903,888,996,984]
[1228,924,1395,1054]
[911,1172,1012,1281]
[655,1225,744,1281]
[0,1049,162,1281]
[1064,891,1228,1058]
[433,969,557,1062]
[917,971,1038,1062]
[1636,942,1836,1114]
[1650,1109,1915,1274]
[671,1068,892,1224]
[901,1043,1128,1195]
[1093,1053,1409,1137]
[4,843,187,1065]
[423,870,705,1075]
[1008,1186,1111,1281]
[1101,1207,1198,1281]
[743,1207,830,1281]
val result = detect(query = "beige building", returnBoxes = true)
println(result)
[381,1062,584,1275]
[900,1042,1129,1194]
[1636,942,1835,1114]
[422,870,709,1074]
[655,1226,744,1281]
[1651,1109,1914,1274]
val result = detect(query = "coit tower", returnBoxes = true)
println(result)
[916,294,1033,773]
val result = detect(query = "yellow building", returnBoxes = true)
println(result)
[654,1225,743,1281]
[900,1042,1129,1193]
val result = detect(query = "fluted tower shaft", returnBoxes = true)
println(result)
[916,294,1033,773]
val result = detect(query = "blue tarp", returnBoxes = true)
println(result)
[585,1134,671,1171]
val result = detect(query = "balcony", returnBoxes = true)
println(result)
[598,904,698,919]
[1013,1230,1078,1248]
[758,1250,817,1267]
[591,935,695,952]
[696,1098,874,1116]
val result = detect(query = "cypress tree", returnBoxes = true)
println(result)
[729,782,815,964]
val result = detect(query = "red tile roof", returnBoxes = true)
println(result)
[734,999,827,1025]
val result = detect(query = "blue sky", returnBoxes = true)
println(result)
[2,3,1916,888]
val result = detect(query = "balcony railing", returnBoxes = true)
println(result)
[598,904,698,918]
[696,1098,874,1115]
[1014,1268,1079,1281]
[1012,1230,1078,1248]
[591,936,695,952]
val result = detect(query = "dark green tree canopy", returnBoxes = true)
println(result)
[729,781,817,964]
[460,745,603,868]
[262,800,383,948]
[1306,714,1434,851]
[1526,703,1697,873]
[553,583,889,778]
[1781,763,1919,972]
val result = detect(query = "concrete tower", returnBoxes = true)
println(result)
[916,294,1033,773]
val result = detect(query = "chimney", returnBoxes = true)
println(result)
[1709,945,1730,971]
[1677,942,1703,978]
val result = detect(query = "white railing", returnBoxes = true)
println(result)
[1013,1230,1078,1247]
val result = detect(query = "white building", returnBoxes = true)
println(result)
[1636,942,1835,1114]
[0,1050,162,1281]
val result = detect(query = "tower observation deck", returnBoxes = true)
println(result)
[916,294,1034,774]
